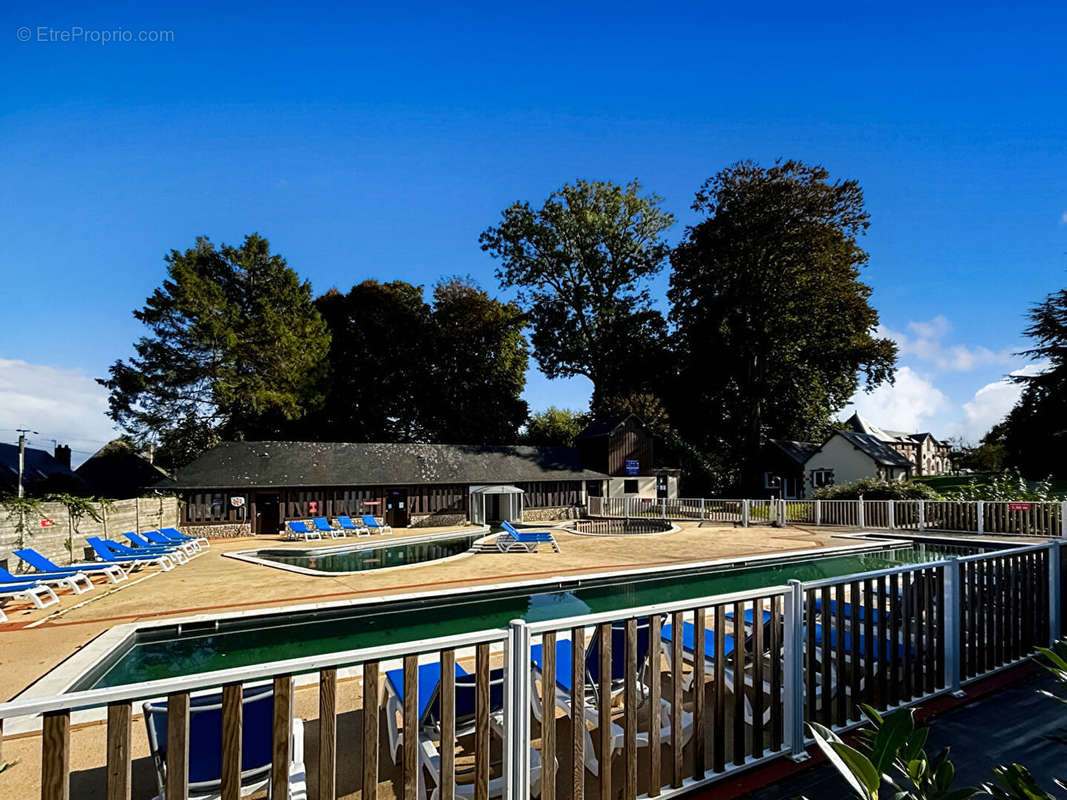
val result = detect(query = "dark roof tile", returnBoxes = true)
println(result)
[168,441,607,490]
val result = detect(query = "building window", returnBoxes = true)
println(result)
[764,472,779,489]
[624,479,639,494]
[811,469,834,489]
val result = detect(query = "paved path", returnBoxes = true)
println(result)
[746,670,1067,798]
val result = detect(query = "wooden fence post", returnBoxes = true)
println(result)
[815,499,821,526]
[888,500,895,530]
[977,501,985,535]
[857,496,865,529]
[1061,501,1067,538]
[919,500,925,532]
[742,500,750,528]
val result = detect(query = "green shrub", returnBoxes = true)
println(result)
[813,478,940,501]
[942,469,1065,501]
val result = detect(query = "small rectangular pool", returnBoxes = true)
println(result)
[243,532,486,574]
[74,538,990,691]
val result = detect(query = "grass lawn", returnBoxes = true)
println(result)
[914,474,1067,496]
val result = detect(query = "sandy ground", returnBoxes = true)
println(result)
[0,521,854,799]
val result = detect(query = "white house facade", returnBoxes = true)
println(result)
[844,413,952,476]
[801,431,913,495]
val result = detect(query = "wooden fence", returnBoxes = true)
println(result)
[0,540,1059,800]
[586,497,1067,538]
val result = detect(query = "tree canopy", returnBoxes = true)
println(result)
[98,234,330,469]
[311,280,436,442]
[520,407,590,447]
[667,161,897,489]
[480,179,674,409]
[310,278,529,444]
[995,281,1067,478]
[426,278,529,443]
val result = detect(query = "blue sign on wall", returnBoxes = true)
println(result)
[625,459,640,476]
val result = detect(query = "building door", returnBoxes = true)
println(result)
[385,488,409,528]
[254,493,281,534]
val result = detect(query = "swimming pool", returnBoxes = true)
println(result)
[74,539,988,691]
[231,530,488,574]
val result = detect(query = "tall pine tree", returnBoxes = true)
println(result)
[99,234,330,468]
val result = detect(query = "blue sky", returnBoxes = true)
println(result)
[1,1,1065,462]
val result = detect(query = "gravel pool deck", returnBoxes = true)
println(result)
[0,522,933,799]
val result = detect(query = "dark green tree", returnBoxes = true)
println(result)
[427,277,529,443]
[998,282,1067,478]
[311,281,436,442]
[99,235,330,469]
[521,407,591,447]
[480,179,675,409]
[668,161,897,489]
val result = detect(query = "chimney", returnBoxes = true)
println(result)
[145,444,154,465]
[54,444,72,469]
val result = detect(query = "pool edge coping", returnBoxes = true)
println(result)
[221,525,493,576]
[20,531,925,700]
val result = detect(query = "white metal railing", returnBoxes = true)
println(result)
[0,541,1059,800]
[588,496,1067,537]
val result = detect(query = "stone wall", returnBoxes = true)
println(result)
[0,496,180,571]
[522,505,585,522]
[410,512,467,528]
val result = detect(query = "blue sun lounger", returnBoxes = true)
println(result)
[337,516,369,536]
[286,521,322,541]
[0,565,92,595]
[531,618,690,775]
[312,517,345,538]
[113,535,189,565]
[361,515,392,535]
[87,537,176,571]
[14,548,128,584]
[143,685,306,800]
[125,531,198,558]
[0,578,59,618]
[384,660,470,761]
[142,529,201,553]
[158,526,210,548]
[498,521,560,553]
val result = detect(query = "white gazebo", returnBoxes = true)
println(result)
[469,485,524,525]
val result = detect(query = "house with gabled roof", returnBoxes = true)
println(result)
[761,439,822,499]
[843,413,952,476]
[801,430,914,494]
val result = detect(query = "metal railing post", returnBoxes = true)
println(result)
[1050,541,1062,645]
[977,500,985,535]
[506,620,531,800]
[943,557,963,696]
[815,499,821,526]
[919,500,926,532]
[888,499,895,530]
[743,499,750,528]
[857,496,865,529]
[783,580,808,760]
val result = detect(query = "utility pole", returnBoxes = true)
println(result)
[15,429,38,498]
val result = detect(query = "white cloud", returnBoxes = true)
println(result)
[949,361,1049,443]
[843,366,950,433]
[879,315,1012,372]
[0,358,117,467]
[1061,211,1067,224]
